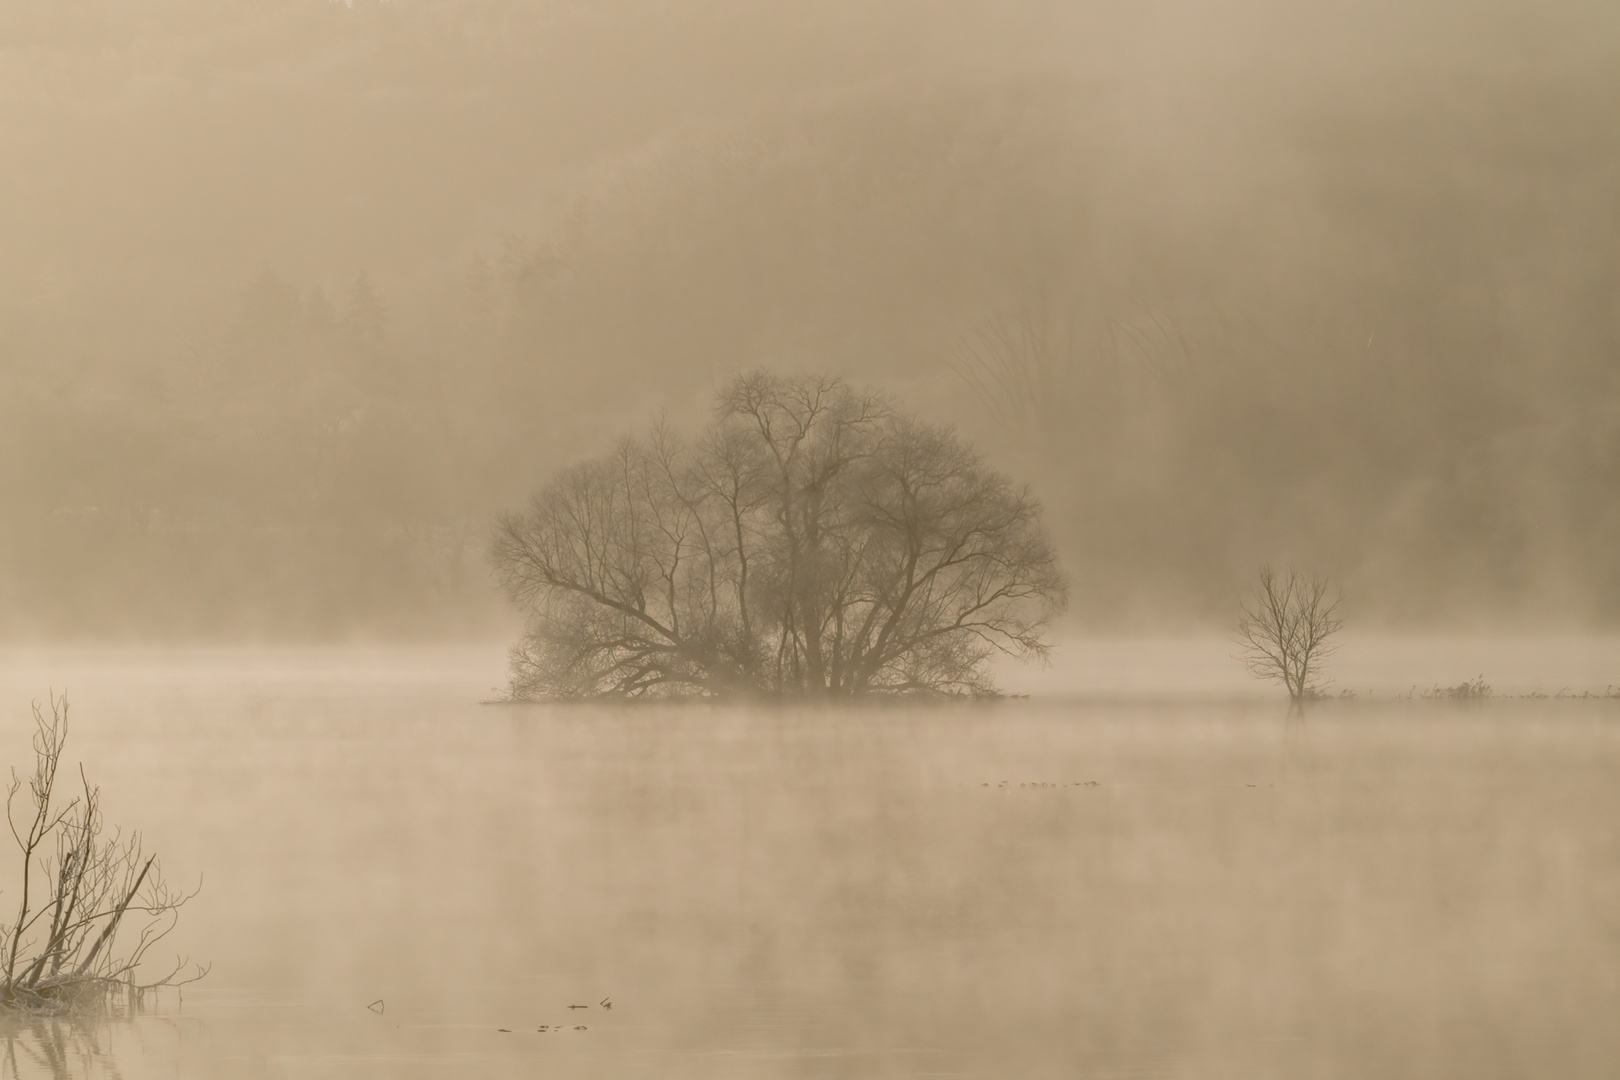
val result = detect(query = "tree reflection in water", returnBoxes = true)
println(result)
[2,993,178,1080]
[2,1012,100,1080]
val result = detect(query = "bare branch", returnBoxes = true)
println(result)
[1,696,204,1014]
[493,374,1066,698]
[1234,565,1345,700]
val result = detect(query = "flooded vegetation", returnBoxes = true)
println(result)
[3,1,1617,1075]
[493,373,1065,700]
[0,696,204,1017]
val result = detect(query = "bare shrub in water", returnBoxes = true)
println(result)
[1,696,204,1013]
[493,372,1067,698]
[1234,565,1344,701]
[1422,675,1492,700]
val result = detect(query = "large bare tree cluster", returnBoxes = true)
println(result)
[493,373,1066,698]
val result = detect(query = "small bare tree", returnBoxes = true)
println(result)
[1,695,205,1013]
[1234,566,1344,701]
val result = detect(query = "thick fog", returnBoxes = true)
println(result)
[3,0,1616,640]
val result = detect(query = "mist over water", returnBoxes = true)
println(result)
[2,2,1618,1075]
[0,643,1615,1078]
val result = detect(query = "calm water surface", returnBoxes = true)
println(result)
[0,642,1614,1078]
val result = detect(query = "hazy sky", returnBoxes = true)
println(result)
[2,0,1616,639]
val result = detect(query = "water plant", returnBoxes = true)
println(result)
[1421,675,1492,700]
[0,696,205,1013]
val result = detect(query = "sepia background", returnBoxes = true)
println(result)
[2,3,1618,1078]
[3,0,1617,643]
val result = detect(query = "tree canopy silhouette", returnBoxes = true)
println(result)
[492,373,1066,698]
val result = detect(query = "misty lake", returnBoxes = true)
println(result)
[0,640,1615,1079]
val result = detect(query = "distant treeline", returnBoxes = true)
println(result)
[1,0,1615,637]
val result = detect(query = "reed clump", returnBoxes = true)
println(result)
[1421,675,1493,701]
[0,695,204,1014]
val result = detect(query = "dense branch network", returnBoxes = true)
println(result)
[1234,565,1344,700]
[1,696,206,1013]
[493,373,1067,698]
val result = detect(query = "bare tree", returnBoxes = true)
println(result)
[1,695,205,1013]
[492,372,1067,699]
[1234,566,1344,701]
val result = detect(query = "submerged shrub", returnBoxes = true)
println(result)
[0,696,205,1014]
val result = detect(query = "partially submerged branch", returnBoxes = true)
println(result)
[1,695,206,1014]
